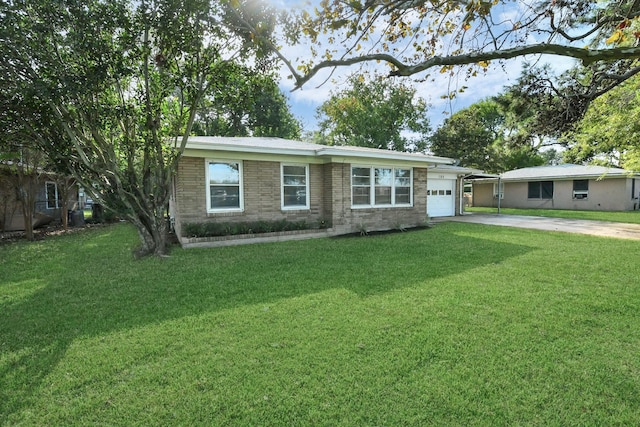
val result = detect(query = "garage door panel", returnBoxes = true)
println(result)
[428,179,455,217]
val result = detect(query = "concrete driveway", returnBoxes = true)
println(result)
[436,214,640,240]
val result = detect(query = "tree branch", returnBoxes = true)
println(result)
[291,44,640,89]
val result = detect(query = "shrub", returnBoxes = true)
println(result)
[182,219,328,238]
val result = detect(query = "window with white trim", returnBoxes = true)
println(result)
[45,181,59,209]
[206,160,243,212]
[351,166,412,208]
[281,164,309,209]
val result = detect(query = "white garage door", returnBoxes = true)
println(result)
[428,179,455,217]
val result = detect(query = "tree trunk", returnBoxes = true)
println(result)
[130,207,169,257]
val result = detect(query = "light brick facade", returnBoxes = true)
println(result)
[169,137,468,246]
[172,156,431,238]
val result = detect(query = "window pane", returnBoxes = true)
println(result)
[395,169,411,186]
[352,167,370,178]
[395,187,410,204]
[283,175,306,185]
[283,165,306,176]
[352,186,370,205]
[284,186,306,206]
[528,182,539,199]
[209,163,239,184]
[46,183,58,209]
[375,186,392,204]
[573,180,588,191]
[375,168,392,186]
[283,165,306,185]
[352,167,371,187]
[210,185,240,209]
[541,181,554,199]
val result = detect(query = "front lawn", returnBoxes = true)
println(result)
[466,206,640,224]
[1,224,640,425]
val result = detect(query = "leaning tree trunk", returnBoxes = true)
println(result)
[17,173,37,241]
[128,204,170,258]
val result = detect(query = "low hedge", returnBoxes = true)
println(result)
[182,219,331,238]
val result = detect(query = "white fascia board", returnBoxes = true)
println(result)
[429,165,475,176]
[185,141,319,157]
[316,148,455,165]
[185,142,456,167]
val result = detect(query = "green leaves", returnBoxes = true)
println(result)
[564,74,640,171]
[317,74,430,152]
[0,0,280,256]
[430,99,544,173]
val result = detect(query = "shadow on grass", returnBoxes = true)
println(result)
[0,223,532,422]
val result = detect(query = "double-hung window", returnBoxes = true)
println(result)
[352,166,412,208]
[573,180,589,199]
[352,167,371,206]
[528,181,553,199]
[281,164,309,209]
[207,160,243,212]
[45,181,59,209]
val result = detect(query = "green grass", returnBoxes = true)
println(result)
[2,223,640,425]
[466,206,640,224]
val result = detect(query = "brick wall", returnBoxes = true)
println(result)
[173,157,431,235]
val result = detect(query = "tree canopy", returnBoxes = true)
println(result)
[316,75,430,151]
[430,98,544,173]
[192,64,301,139]
[0,0,278,256]
[563,74,640,171]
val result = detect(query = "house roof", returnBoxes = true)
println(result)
[499,164,635,181]
[183,136,456,165]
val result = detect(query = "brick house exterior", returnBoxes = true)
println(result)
[170,137,467,247]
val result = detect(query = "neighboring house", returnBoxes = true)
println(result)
[472,164,640,211]
[170,137,470,246]
[0,162,79,232]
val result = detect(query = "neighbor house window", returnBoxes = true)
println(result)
[281,164,309,209]
[493,182,504,199]
[45,181,59,209]
[528,181,553,199]
[352,166,412,208]
[206,160,243,212]
[573,179,589,199]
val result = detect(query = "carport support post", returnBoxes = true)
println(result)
[497,176,502,214]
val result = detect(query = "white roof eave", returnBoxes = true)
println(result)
[184,138,457,166]
[184,141,319,157]
[316,147,455,165]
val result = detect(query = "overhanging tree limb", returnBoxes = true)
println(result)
[291,44,640,89]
